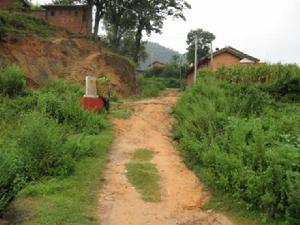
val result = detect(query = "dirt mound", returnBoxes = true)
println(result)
[0,34,137,97]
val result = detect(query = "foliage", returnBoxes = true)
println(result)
[138,77,168,98]
[0,11,55,38]
[30,3,41,10]
[0,148,25,212]
[9,131,113,225]
[52,0,76,5]
[0,78,112,214]
[104,0,190,63]
[186,28,216,64]
[17,112,74,180]
[174,64,300,224]
[0,65,26,97]
[199,63,300,102]
[142,62,187,91]
[144,63,187,80]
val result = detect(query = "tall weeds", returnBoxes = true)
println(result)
[174,64,300,224]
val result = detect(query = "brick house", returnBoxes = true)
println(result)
[31,5,92,35]
[0,0,30,11]
[186,46,260,87]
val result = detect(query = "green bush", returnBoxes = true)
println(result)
[174,64,300,224]
[0,11,55,38]
[0,148,25,212]
[138,77,167,98]
[0,65,26,97]
[0,77,112,214]
[138,76,183,98]
[0,93,37,121]
[17,112,74,180]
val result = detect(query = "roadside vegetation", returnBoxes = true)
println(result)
[126,149,161,202]
[0,11,56,38]
[0,65,113,223]
[138,60,187,98]
[173,64,300,225]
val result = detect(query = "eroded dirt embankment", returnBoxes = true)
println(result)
[0,35,137,97]
[98,90,233,225]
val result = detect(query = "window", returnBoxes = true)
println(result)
[51,11,55,16]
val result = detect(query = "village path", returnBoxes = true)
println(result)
[98,89,234,225]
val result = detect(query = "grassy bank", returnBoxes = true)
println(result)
[5,132,113,225]
[0,65,113,224]
[0,11,57,38]
[173,64,300,225]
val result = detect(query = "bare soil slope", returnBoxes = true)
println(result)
[98,90,233,225]
[0,35,137,97]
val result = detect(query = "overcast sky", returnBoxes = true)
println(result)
[36,0,300,64]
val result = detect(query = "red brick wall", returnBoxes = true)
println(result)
[45,8,91,35]
[29,10,46,20]
[209,52,241,69]
[0,0,16,10]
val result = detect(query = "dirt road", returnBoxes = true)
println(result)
[98,90,233,225]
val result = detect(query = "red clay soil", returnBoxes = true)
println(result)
[0,34,137,97]
[98,90,233,225]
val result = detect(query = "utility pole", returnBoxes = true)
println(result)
[210,42,214,69]
[193,36,198,85]
[179,55,182,89]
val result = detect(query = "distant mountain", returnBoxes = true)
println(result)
[139,42,182,70]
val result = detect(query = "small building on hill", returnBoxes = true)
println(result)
[186,46,260,86]
[0,0,30,11]
[148,61,166,69]
[30,5,92,35]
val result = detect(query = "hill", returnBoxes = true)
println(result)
[139,42,182,70]
[0,11,137,97]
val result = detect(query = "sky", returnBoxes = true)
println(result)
[35,0,300,64]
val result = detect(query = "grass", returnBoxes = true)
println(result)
[202,193,276,225]
[132,148,155,161]
[173,64,300,225]
[0,68,114,224]
[5,132,113,225]
[0,11,57,38]
[126,149,161,202]
[110,101,133,119]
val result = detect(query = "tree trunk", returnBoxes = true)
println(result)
[87,0,93,36]
[111,24,121,48]
[133,28,143,64]
[93,8,101,37]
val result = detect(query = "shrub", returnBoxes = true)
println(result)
[138,77,166,97]
[0,65,26,97]
[0,11,55,38]
[17,112,74,180]
[174,65,300,224]
[0,93,37,121]
[0,148,25,212]
[0,77,112,214]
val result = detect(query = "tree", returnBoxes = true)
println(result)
[104,0,190,64]
[186,28,216,64]
[104,0,136,49]
[52,0,75,4]
[130,0,191,63]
